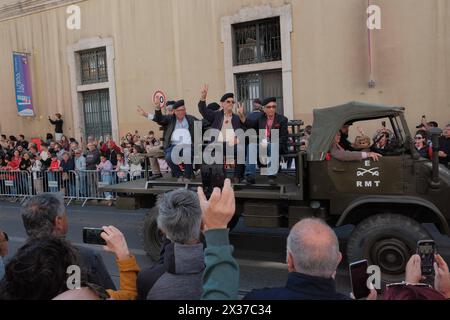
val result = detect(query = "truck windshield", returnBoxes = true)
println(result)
[347,116,405,152]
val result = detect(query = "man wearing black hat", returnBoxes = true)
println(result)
[238,97,288,185]
[198,84,246,182]
[153,99,199,182]
[247,99,264,123]
[137,100,177,180]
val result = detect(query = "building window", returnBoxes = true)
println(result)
[236,70,284,115]
[82,89,112,141]
[233,17,281,66]
[79,48,108,84]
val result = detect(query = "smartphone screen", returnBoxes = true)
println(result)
[349,260,370,299]
[83,228,107,245]
[417,240,435,276]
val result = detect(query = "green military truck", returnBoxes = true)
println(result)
[103,102,450,282]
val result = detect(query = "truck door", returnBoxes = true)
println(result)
[326,155,404,195]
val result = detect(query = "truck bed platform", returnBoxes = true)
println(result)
[100,172,303,201]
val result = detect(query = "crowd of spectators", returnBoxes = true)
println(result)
[0,182,449,300]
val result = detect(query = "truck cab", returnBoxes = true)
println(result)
[306,102,450,280]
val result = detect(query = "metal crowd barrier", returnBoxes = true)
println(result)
[0,170,33,203]
[0,169,144,207]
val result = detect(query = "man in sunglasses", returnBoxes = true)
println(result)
[238,97,288,185]
[198,85,246,183]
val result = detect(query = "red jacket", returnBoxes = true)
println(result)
[50,159,61,172]
[9,157,20,170]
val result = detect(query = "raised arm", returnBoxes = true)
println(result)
[198,84,216,123]
[153,107,171,126]
[198,179,239,300]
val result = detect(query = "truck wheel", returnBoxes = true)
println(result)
[346,214,430,282]
[142,206,164,261]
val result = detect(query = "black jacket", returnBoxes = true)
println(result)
[49,118,64,134]
[17,140,29,150]
[60,158,75,172]
[439,136,450,166]
[244,112,289,155]
[198,100,246,135]
[85,149,100,170]
[19,159,31,171]
[153,109,199,150]
[105,149,118,166]
[244,272,350,300]
[75,245,116,290]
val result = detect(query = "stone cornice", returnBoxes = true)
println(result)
[0,0,86,22]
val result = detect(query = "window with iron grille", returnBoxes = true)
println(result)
[233,17,281,66]
[82,89,112,142]
[79,48,108,85]
[236,70,284,115]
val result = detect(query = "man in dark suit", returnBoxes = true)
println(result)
[244,218,376,300]
[238,97,288,185]
[198,85,246,182]
[154,99,199,182]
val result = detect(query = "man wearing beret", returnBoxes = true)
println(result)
[153,99,199,182]
[198,84,246,182]
[137,100,177,180]
[238,97,288,185]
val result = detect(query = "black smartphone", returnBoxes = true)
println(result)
[83,227,107,245]
[417,240,436,276]
[201,164,225,197]
[349,259,370,299]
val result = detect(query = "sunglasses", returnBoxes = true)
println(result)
[265,105,277,109]
[415,136,424,140]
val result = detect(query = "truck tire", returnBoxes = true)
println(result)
[142,206,164,261]
[346,214,430,282]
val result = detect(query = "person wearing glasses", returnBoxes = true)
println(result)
[238,97,289,185]
[0,229,8,280]
[414,130,430,159]
[198,85,247,183]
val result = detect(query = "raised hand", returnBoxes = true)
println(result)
[201,84,209,101]
[101,226,130,261]
[434,254,450,299]
[197,179,236,232]
[236,102,245,117]
[137,106,148,118]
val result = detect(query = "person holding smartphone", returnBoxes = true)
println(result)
[383,252,450,300]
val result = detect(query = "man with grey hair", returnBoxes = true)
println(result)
[244,218,375,300]
[136,188,205,300]
[21,193,116,290]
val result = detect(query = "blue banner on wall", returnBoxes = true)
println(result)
[13,52,34,117]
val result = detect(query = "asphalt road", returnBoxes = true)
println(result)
[1,200,450,298]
